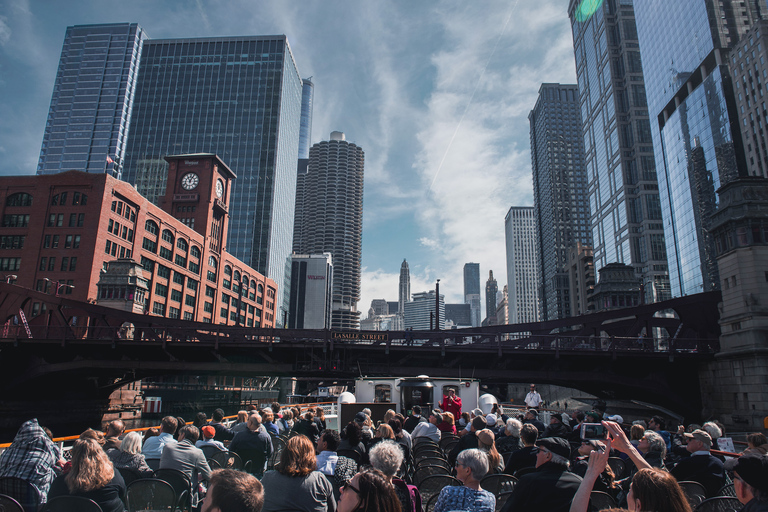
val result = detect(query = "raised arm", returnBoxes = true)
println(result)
[602,421,651,472]
[569,442,611,512]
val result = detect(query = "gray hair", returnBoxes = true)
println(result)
[702,422,722,440]
[120,431,142,455]
[643,430,667,459]
[505,418,522,437]
[369,440,404,477]
[457,448,489,479]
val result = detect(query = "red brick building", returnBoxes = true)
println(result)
[0,154,277,327]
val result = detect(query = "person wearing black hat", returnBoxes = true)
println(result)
[542,413,570,439]
[500,437,582,512]
[522,409,546,433]
[725,454,768,510]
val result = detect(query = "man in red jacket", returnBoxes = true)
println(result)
[440,388,462,420]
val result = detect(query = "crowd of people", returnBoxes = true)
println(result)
[0,388,766,512]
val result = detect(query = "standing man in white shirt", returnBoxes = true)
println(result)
[524,384,543,409]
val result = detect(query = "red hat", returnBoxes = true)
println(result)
[201,425,215,439]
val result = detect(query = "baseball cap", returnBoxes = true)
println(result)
[201,425,215,439]
[684,429,713,449]
[725,454,768,492]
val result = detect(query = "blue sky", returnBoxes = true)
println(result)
[0,0,578,319]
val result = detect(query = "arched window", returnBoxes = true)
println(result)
[161,229,174,244]
[145,220,159,235]
[207,256,218,282]
[258,284,264,294]
[208,256,217,269]
[224,265,232,276]
[176,238,188,252]
[190,246,201,259]
[233,270,241,282]
[6,193,32,207]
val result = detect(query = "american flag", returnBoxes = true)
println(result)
[106,155,114,164]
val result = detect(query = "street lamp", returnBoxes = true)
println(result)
[43,278,74,296]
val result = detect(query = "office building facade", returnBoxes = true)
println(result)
[504,206,540,324]
[568,0,671,303]
[293,132,364,329]
[121,35,303,324]
[403,291,445,331]
[567,242,595,316]
[287,253,333,329]
[530,84,592,320]
[634,0,759,296]
[463,262,481,326]
[38,23,146,179]
[0,155,277,327]
[398,259,410,315]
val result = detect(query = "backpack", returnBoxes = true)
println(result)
[392,477,422,512]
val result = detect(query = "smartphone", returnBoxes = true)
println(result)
[581,422,606,439]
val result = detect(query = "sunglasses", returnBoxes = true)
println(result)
[342,481,361,495]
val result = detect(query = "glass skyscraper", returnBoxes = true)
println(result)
[38,23,146,178]
[463,262,481,327]
[530,83,592,321]
[634,0,757,296]
[121,36,304,321]
[568,0,671,303]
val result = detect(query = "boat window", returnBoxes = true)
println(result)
[374,384,391,403]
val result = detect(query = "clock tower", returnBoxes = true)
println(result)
[161,153,236,254]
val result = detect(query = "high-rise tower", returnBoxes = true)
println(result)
[37,23,147,178]
[121,35,303,324]
[293,132,364,329]
[568,0,670,303]
[504,206,540,324]
[293,78,315,257]
[634,0,759,296]
[530,83,591,320]
[463,262,481,327]
[484,270,498,325]
[398,259,410,314]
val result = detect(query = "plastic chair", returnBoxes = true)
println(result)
[0,477,40,512]
[416,474,462,505]
[153,468,192,512]
[0,494,24,512]
[117,467,144,488]
[424,492,440,512]
[512,466,536,478]
[439,435,459,449]
[125,478,177,512]
[495,491,515,512]
[209,451,243,470]
[479,474,518,497]
[717,483,736,497]
[414,457,450,471]
[678,481,708,508]
[442,439,460,455]
[589,491,617,511]
[414,449,445,462]
[693,497,742,512]
[40,496,103,512]
[200,445,226,460]
[607,457,628,479]
[413,465,450,486]
[233,448,270,477]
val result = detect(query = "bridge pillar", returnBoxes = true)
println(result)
[702,178,768,432]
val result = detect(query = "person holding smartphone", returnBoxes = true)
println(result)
[441,388,462,420]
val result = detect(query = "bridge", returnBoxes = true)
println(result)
[0,281,721,440]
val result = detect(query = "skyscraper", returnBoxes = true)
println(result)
[121,35,304,323]
[38,23,147,178]
[463,262,481,327]
[568,0,670,303]
[634,0,757,296]
[484,270,498,325]
[398,259,410,314]
[287,253,333,329]
[403,291,446,331]
[293,78,315,259]
[293,132,364,329]
[504,206,540,324]
[530,83,592,320]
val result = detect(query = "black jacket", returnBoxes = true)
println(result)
[500,462,582,512]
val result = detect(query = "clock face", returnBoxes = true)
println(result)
[181,172,199,190]
[216,179,224,198]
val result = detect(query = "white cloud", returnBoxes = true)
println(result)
[0,16,11,46]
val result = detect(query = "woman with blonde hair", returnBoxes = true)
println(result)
[261,435,335,512]
[48,438,126,512]
[437,411,457,435]
[476,429,504,474]
[107,431,152,476]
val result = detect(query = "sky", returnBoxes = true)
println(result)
[0,0,578,320]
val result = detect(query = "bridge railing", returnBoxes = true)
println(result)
[0,322,719,355]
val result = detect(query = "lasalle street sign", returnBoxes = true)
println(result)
[331,331,389,342]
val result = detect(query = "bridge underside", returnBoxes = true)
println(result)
[0,283,721,440]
